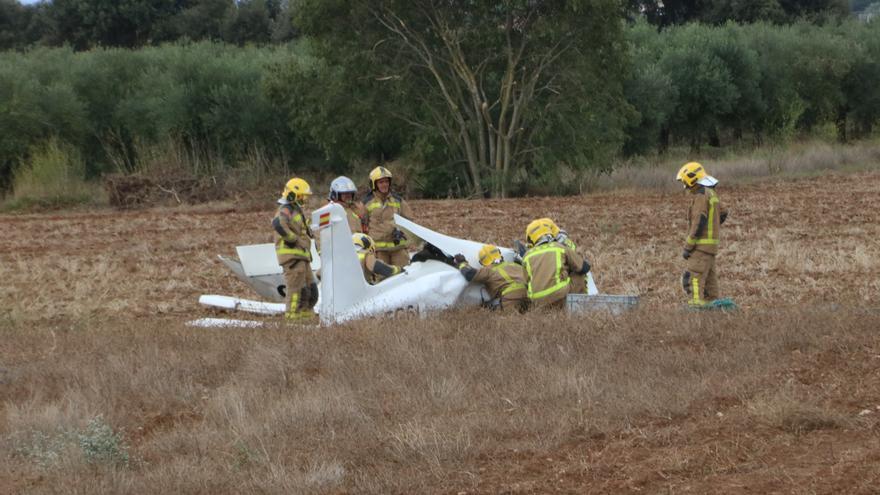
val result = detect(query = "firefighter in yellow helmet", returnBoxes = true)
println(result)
[362,166,414,267]
[451,245,527,312]
[273,177,317,321]
[541,218,590,295]
[676,162,729,307]
[328,176,365,234]
[353,233,402,284]
[522,218,591,309]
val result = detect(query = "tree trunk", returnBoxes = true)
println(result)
[836,107,848,143]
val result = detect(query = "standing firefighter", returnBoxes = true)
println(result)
[328,176,365,234]
[452,245,527,312]
[273,177,317,321]
[362,166,413,267]
[522,219,591,309]
[676,162,729,307]
[353,233,402,284]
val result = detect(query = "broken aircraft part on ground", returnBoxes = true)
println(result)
[196,203,639,326]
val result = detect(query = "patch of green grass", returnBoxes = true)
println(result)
[2,137,105,212]
[12,415,130,469]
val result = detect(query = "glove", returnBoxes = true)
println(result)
[392,228,407,244]
[453,254,467,266]
[682,249,692,260]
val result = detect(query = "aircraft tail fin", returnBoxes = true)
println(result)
[311,203,371,324]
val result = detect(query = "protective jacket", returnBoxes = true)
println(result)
[457,261,527,309]
[523,241,590,307]
[272,202,312,264]
[558,237,587,294]
[339,202,365,234]
[358,252,401,284]
[362,191,413,251]
[685,186,728,256]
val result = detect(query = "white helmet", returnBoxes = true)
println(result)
[329,176,357,202]
[696,176,718,187]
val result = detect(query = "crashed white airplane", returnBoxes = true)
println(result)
[195,203,633,327]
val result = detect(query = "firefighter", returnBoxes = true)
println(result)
[328,175,365,234]
[541,218,589,295]
[273,177,317,321]
[452,245,527,312]
[362,166,414,267]
[676,162,729,307]
[522,218,591,309]
[353,233,402,284]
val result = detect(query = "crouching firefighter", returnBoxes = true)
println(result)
[522,218,591,309]
[676,162,729,307]
[273,177,318,321]
[452,245,527,312]
[353,233,402,284]
[539,218,590,295]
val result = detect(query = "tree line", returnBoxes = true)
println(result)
[1,0,860,51]
[1,2,880,198]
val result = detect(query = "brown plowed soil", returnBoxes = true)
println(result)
[1,172,878,494]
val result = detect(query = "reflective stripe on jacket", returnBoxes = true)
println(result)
[686,187,727,256]
[362,191,413,251]
[462,261,527,301]
[523,242,573,303]
[273,203,311,263]
[358,251,401,284]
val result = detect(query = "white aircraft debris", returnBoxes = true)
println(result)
[196,202,638,326]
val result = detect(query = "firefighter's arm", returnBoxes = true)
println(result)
[565,246,590,275]
[685,195,709,250]
[399,198,413,220]
[272,209,299,244]
[719,199,729,224]
[452,254,478,282]
[367,256,401,279]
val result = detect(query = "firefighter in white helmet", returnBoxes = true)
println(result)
[362,166,414,267]
[328,175,365,234]
[273,177,316,321]
[353,233,402,284]
[676,162,729,307]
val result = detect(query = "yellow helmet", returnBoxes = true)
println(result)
[478,244,502,266]
[676,162,706,189]
[352,233,375,253]
[537,217,559,237]
[525,218,555,247]
[369,166,393,190]
[282,177,312,203]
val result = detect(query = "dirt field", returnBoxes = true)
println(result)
[1,172,879,493]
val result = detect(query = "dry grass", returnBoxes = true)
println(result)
[1,171,879,493]
[1,310,878,493]
[586,139,880,193]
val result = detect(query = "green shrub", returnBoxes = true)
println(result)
[5,137,102,210]
[77,416,130,467]
[12,415,130,469]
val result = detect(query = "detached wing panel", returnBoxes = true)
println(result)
[394,214,516,266]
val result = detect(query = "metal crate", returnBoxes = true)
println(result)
[566,294,639,315]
